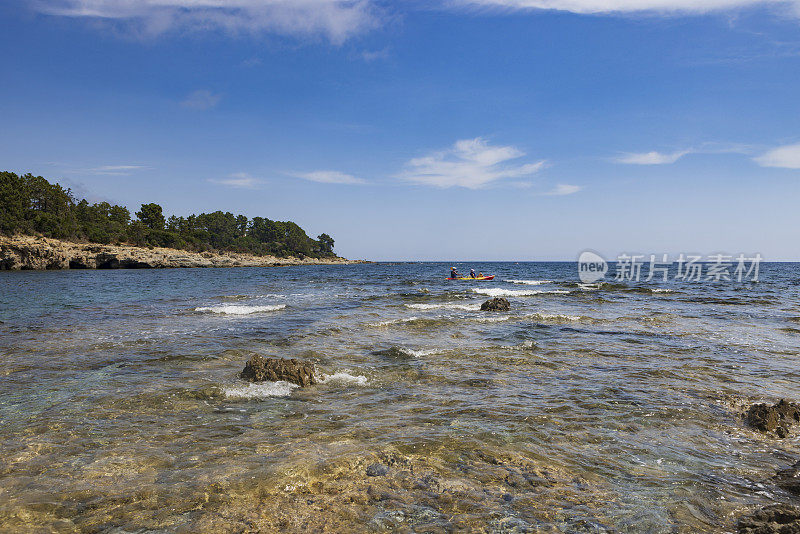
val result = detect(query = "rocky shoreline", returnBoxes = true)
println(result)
[0,235,365,270]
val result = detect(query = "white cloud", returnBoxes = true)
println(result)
[86,164,147,175]
[455,0,800,15]
[181,90,221,110]
[754,142,800,168]
[542,183,582,195]
[615,149,691,165]
[290,170,367,184]
[32,0,378,43]
[399,137,546,189]
[208,172,262,188]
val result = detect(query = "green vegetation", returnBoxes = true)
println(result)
[0,171,336,258]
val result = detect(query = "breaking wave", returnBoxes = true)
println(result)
[472,288,570,298]
[318,372,369,386]
[367,316,421,327]
[400,347,441,357]
[223,381,298,399]
[505,279,553,285]
[527,313,585,323]
[406,303,481,311]
[195,304,287,315]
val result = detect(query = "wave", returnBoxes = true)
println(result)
[476,315,513,323]
[318,372,369,386]
[527,313,585,323]
[218,293,287,301]
[405,303,481,311]
[367,316,451,328]
[195,304,287,315]
[476,313,590,324]
[501,340,537,350]
[400,347,441,357]
[505,279,553,285]
[223,381,298,399]
[367,316,421,327]
[372,346,441,359]
[472,288,570,297]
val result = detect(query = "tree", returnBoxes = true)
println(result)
[2,170,337,259]
[136,203,165,231]
[0,172,27,235]
[317,233,335,256]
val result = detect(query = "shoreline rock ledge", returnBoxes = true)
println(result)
[0,234,365,270]
[240,355,317,387]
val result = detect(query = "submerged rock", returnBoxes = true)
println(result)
[746,399,800,437]
[240,355,317,387]
[738,504,800,534]
[775,461,800,496]
[366,463,388,477]
[480,298,510,312]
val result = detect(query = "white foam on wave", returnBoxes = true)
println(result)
[472,288,570,297]
[367,316,420,327]
[476,315,513,323]
[578,283,601,291]
[195,304,287,315]
[406,303,481,311]
[318,372,369,386]
[527,313,583,322]
[400,347,441,357]
[223,381,298,399]
[651,288,674,293]
[505,279,553,285]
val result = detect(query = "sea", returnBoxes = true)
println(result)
[1,262,799,532]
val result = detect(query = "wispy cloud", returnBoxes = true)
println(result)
[542,183,582,196]
[86,164,147,175]
[454,0,800,16]
[399,137,546,189]
[290,170,367,184]
[615,150,692,165]
[208,172,262,188]
[31,0,379,43]
[754,142,800,169]
[181,90,221,110]
[360,47,390,61]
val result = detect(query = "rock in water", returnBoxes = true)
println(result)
[738,504,800,534]
[774,461,800,496]
[366,463,388,477]
[481,298,510,311]
[240,355,317,387]
[745,399,800,437]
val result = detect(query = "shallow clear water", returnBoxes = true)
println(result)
[1,262,799,532]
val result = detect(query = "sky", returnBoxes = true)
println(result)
[1,0,799,261]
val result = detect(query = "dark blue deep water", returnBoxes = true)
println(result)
[1,262,799,532]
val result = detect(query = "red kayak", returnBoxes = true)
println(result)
[445,275,495,281]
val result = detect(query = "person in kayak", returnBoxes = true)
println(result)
[450,267,459,279]
[470,269,477,278]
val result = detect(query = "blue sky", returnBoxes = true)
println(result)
[1,0,799,260]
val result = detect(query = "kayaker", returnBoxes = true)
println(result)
[450,267,459,279]
[470,269,477,278]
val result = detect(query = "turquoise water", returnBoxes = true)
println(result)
[1,262,799,532]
